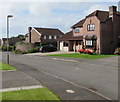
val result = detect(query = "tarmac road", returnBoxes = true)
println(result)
[1,52,119,101]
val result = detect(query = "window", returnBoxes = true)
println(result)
[49,36,52,39]
[54,36,57,39]
[74,28,80,33]
[44,36,46,39]
[63,42,69,47]
[86,40,92,48]
[87,24,95,31]
[52,36,54,39]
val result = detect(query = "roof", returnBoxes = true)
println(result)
[34,27,64,36]
[58,31,83,41]
[72,10,120,28]
[71,19,86,28]
[2,37,22,45]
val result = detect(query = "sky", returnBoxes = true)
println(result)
[0,0,119,38]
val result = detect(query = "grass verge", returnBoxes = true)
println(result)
[2,88,61,101]
[48,53,116,59]
[0,62,16,70]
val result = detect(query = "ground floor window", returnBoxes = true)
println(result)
[63,42,69,47]
[85,39,97,49]
[86,40,92,48]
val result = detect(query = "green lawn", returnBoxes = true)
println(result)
[2,88,61,101]
[48,53,116,59]
[0,63,16,70]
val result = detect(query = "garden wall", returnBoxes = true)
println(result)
[16,43,36,51]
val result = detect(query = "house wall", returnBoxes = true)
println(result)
[100,19,113,54]
[31,29,41,43]
[60,41,69,51]
[83,16,101,53]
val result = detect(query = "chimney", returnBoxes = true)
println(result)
[109,6,117,17]
[28,27,32,43]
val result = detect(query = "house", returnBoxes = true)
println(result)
[25,27,64,47]
[0,37,22,46]
[58,6,120,54]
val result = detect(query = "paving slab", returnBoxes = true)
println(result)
[2,71,39,88]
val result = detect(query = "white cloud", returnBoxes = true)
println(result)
[1,2,117,38]
[84,4,109,15]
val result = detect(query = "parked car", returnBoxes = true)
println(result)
[40,45,57,52]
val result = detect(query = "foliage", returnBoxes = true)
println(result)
[28,47,39,53]
[78,49,85,53]
[78,49,92,54]
[17,35,25,40]
[1,46,15,51]
[114,48,120,55]
[14,49,22,54]
[40,42,47,46]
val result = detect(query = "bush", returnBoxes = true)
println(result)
[28,47,39,53]
[78,49,92,55]
[114,48,120,55]
[14,49,22,54]
[1,46,15,51]
[78,49,85,53]
[84,50,92,54]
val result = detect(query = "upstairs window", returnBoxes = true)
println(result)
[87,24,95,31]
[74,28,80,33]
[43,36,46,39]
[54,36,57,39]
[49,36,52,39]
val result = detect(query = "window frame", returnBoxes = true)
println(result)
[43,35,47,39]
[49,35,52,39]
[87,24,95,31]
[74,28,80,33]
[63,42,69,47]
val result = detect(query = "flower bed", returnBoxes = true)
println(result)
[78,49,92,54]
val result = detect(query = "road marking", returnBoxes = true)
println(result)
[66,89,75,94]
[1,85,43,92]
[41,70,112,100]
[51,57,119,70]
[75,68,82,70]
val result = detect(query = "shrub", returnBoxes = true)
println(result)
[21,51,28,54]
[14,49,22,54]
[1,46,14,51]
[78,49,92,55]
[114,48,120,55]
[78,49,85,53]
[28,47,39,53]
[84,50,92,54]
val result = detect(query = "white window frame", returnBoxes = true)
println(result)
[49,35,52,39]
[54,36,57,39]
[74,28,80,33]
[86,40,92,46]
[44,35,46,39]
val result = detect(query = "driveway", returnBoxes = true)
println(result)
[2,52,118,101]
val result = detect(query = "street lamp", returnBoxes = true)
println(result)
[7,15,13,64]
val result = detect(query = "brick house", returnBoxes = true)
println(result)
[58,6,120,54]
[25,27,64,47]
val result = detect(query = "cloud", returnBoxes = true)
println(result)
[84,4,109,15]
[1,2,117,38]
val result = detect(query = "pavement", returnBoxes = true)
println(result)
[1,52,119,101]
[25,50,76,56]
